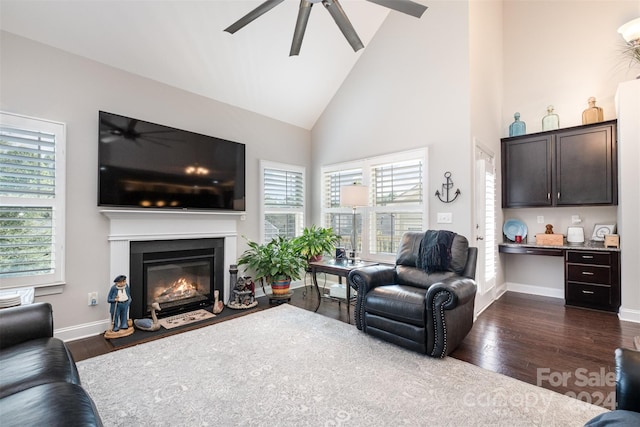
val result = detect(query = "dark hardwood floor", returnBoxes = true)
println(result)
[67,289,640,410]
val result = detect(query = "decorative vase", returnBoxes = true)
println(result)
[271,278,291,295]
[509,112,526,136]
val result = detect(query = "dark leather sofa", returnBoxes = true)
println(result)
[0,302,103,427]
[585,347,640,426]
[348,231,477,357]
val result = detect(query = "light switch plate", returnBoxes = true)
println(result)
[437,212,453,224]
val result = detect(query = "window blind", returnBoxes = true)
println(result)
[0,113,65,286]
[0,126,56,198]
[261,164,305,241]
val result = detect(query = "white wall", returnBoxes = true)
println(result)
[469,0,504,311]
[0,31,311,334]
[311,1,473,238]
[616,79,640,322]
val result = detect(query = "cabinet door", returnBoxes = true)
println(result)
[502,135,552,208]
[555,124,617,205]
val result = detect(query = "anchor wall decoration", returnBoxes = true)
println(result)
[435,171,460,203]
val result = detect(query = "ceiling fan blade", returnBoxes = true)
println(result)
[290,0,314,56]
[366,0,427,18]
[224,0,285,34]
[322,0,364,52]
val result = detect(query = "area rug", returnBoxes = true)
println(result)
[157,309,215,330]
[77,305,607,426]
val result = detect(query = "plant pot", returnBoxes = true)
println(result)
[271,278,291,295]
[309,254,323,262]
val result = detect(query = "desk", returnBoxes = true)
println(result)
[499,242,621,312]
[308,259,378,323]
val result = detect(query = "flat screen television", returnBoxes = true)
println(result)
[98,111,245,211]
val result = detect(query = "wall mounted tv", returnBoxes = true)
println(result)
[98,111,245,211]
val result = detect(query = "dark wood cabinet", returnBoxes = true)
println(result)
[565,250,620,312]
[502,120,617,208]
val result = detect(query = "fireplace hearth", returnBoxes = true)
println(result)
[129,238,224,319]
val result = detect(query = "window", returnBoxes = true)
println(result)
[0,112,66,288]
[260,161,305,242]
[321,149,428,263]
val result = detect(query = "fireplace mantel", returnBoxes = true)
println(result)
[101,209,241,304]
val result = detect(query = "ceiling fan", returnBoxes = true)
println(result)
[224,0,428,56]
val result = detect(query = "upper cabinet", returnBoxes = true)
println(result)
[501,120,617,208]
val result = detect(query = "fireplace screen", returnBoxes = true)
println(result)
[146,259,212,313]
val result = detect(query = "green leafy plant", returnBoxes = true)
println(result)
[293,225,341,262]
[237,236,307,284]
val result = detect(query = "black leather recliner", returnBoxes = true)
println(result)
[348,231,477,358]
[585,347,640,426]
[0,302,103,426]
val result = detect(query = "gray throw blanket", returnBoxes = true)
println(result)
[417,230,457,273]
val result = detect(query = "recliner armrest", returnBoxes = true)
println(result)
[426,277,476,310]
[348,265,395,294]
[616,347,640,411]
[0,302,54,350]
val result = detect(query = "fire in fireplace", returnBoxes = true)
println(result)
[129,238,224,319]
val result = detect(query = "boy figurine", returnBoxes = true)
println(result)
[108,275,131,332]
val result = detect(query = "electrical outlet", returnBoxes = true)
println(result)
[571,215,582,224]
[537,216,545,224]
[437,212,453,224]
[88,292,98,306]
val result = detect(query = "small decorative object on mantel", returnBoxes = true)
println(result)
[435,171,460,203]
[542,105,560,131]
[509,112,526,136]
[582,97,604,124]
[545,224,554,234]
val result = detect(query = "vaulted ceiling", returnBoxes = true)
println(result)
[0,0,423,130]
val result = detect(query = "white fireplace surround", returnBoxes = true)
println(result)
[101,209,242,304]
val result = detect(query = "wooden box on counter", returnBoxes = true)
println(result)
[535,234,564,246]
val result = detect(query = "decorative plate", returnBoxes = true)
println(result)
[591,224,616,241]
[503,219,528,241]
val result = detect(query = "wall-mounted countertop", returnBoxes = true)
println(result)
[499,240,620,254]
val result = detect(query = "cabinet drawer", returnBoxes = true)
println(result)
[566,251,610,265]
[566,264,611,284]
[566,282,612,307]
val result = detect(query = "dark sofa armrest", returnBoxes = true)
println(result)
[0,302,54,350]
[348,265,395,294]
[425,277,476,310]
[616,347,640,411]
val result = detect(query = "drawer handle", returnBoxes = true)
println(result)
[526,250,534,254]
[582,290,595,294]
[582,272,595,276]
[582,256,594,259]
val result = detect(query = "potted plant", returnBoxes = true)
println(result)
[293,225,341,263]
[237,236,307,295]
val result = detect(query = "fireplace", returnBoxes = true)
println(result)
[129,238,225,319]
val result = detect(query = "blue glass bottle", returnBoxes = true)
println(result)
[509,112,526,137]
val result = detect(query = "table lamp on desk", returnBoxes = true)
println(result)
[340,183,369,263]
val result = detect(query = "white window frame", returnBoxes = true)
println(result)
[321,148,428,264]
[0,112,66,289]
[259,160,305,243]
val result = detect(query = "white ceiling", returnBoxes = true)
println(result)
[0,0,407,130]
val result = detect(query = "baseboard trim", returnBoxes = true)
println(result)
[505,282,564,299]
[55,319,111,342]
[619,307,640,323]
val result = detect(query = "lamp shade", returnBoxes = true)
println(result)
[618,17,640,44]
[340,184,369,207]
